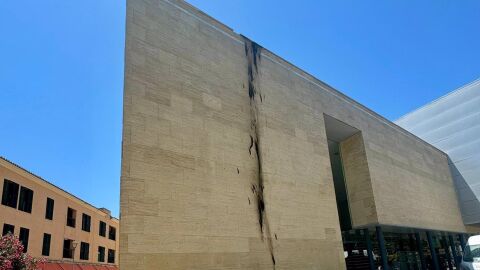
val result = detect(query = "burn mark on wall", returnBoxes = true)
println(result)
[243,35,276,268]
[245,41,259,100]
[249,135,254,155]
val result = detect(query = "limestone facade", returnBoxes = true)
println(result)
[121,1,465,269]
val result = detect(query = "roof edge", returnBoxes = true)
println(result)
[396,78,480,122]
[164,0,449,157]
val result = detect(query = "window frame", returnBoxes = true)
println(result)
[19,227,29,253]
[108,226,116,241]
[99,221,106,237]
[42,233,51,256]
[81,213,91,232]
[67,207,76,228]
[1,179,20,209]
[18,186,34,213]
[107,249,115,264]
[80,242,90,260]
[45,197,54,220]
[63,239,74,259]
[98,246,105,262]
[2,223,15,236]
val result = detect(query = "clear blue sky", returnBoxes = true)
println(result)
[0,0,479,217]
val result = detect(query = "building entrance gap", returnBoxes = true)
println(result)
[324,114,468,270]
[325,114,358,232]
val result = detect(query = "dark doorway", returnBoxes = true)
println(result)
[324,114,359,231]
[328,140,352,231]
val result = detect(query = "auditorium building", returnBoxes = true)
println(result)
[120,0,478,269]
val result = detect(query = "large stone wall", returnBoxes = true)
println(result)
[396,80,480,225]
[121,0,465,269]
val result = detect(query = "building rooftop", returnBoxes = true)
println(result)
[396,78,480,122]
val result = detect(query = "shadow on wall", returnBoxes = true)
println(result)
[448,157,480,225]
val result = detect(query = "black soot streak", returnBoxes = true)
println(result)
[249,135,254,155]
[242,35,276,269]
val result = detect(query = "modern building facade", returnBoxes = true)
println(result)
[396,79,480,227]
[0,157,119,268]
[121,0,474,269]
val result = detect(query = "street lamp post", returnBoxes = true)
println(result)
[71,241,78,270]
